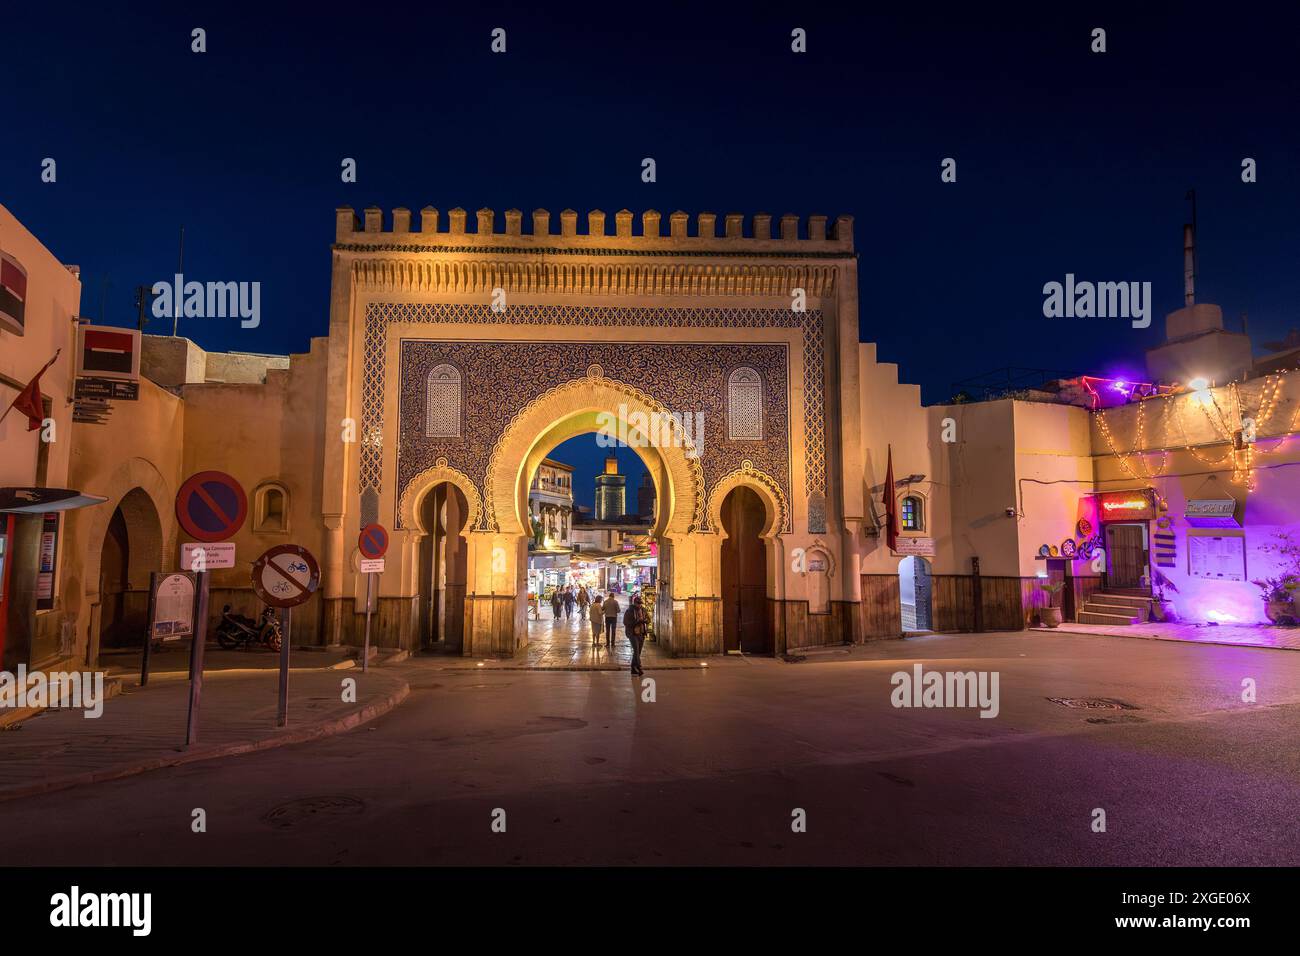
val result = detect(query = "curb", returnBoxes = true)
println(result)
[0,678,410,803]
[1042,626,1300,652]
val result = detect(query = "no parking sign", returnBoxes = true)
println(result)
[176,471,247,543]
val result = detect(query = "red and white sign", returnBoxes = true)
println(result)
[0,251,28,336]
[75,324,141,382]
[252,544,320,609]
[181,542,236,571]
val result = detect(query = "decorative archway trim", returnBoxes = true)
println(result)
[483,371,705,535]
[398,457,484,533]
[707,459,788,537]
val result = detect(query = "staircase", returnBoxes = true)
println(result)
[1078,590,1153,626]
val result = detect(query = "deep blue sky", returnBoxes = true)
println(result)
[5,1,1299,418]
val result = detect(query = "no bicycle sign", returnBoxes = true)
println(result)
[251,544,321,609]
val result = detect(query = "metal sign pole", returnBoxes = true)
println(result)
[142,571,158,687]
[363,572,374,673]
[277,606,292,727]
[184,571,210,747]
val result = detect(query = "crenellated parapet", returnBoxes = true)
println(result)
[335,206,854,255]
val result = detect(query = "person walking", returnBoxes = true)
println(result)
[577,585,590,616]
[588,592,604,647]
[550,588,563,621]
[623,593,648,675]
[563,586,576,620]
[601,592,620,648]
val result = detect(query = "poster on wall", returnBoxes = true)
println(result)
[1187,535,1246,581]
[36,512,59,610]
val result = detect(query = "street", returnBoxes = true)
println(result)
[3,630,1299,866]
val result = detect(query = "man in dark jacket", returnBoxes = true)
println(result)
[623,593,648,675]
[563,586,576,619]
[601,593,620,648]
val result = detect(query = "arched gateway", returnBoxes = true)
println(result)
[320,205,867,656]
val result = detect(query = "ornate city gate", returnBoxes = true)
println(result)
[318,205,867,656]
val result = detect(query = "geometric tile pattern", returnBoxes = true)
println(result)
[360,303,828,533]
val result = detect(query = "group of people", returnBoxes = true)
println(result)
[533,584,649,675]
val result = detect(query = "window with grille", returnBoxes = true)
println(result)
[727,367,763,441]
[425,364,462,438]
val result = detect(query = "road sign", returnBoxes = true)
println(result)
[358,523,389,560]
[180,542,236,571]
[176,471,247,543]
[252,544,320,609]
[360,557,385,574]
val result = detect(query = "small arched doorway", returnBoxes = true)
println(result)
[898,556,933,632]
[97,487,163,648]
[417,482,469,651]
[721,485,771,653]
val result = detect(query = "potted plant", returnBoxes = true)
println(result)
[1254,531,1300,626]
[1151,570,1179,622]
[1037,581,1065,628]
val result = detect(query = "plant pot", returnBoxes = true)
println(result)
[1265,598,1298,626]
[1040,606,1062,628]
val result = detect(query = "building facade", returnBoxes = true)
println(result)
[5,202,1298,667]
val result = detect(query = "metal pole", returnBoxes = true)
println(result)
[363,573,373,673]
[185,571,210,747]
[277,606,291,727]
[141,572,157,687]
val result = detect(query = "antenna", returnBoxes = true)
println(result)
[173,225,185,337]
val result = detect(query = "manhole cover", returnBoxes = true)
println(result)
[262,795,365,829]
[1046,697,1140,711]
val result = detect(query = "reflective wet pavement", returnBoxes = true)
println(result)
[523,594,668,669]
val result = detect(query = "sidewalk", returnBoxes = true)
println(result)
[0,662,409,802]
[1047,620,1300,651]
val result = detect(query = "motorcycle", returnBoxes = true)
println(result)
[215,604,283,652]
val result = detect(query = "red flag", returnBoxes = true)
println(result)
[2,351,60,431]
[883,444,900,551]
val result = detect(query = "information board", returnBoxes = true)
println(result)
[1188,535,1246,581]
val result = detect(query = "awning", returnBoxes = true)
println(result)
[0,487,109,513]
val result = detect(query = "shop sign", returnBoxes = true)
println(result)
[1095,489,1155,522]
[1185,498,1239,528]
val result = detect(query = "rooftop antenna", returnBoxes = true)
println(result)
[173,225,185,337]
[1183,189,1197,306]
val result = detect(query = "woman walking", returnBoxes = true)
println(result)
[588,592,604,647]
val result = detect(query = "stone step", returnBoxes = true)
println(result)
[1078,610,1140,626]
[1095,592,1155,608]
[1084,601,1150,622]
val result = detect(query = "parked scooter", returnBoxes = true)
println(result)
[215,604,283,652]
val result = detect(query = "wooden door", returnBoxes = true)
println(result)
[1105,524,1147,588]
[721,487,770,653]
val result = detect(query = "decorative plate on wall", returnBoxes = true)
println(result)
[1076,518,1093,539]
[1039,544,1051,557]
[1061,539,1077,558]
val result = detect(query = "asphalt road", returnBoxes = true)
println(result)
[5,630,1300,866]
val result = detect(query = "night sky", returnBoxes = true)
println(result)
[5,3,1298,430]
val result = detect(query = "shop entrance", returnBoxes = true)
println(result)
[1105,523,1149,589]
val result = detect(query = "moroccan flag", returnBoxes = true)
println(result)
[883,444,900,551]
[0,252,27,336]
[2,351,60,431]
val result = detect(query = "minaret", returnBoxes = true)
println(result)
[594,454,627,521]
